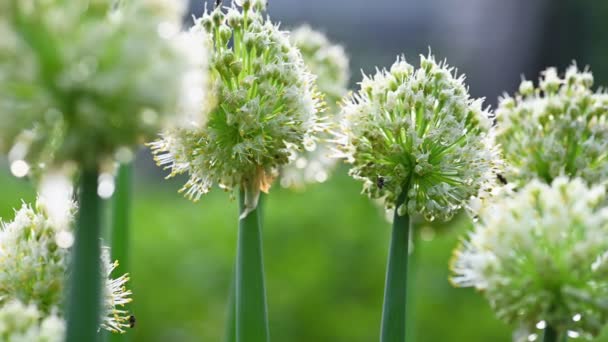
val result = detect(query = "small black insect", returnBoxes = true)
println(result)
[129,315,136,328]
[377,176,385,189]
[215,0,222,8]
[496,173,508,185]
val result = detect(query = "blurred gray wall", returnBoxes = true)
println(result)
[190,0,548,103]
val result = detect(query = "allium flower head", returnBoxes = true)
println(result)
[289,25,349,110]
[451,178,608,339]
[496,64,608,186]
[0,0,207,173]
[279,25,350,188]
[0,300,65,342]
[150,1,324,210]
[336,54,501,221]
[0,198,133,333]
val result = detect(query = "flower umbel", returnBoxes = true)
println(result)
[495,64,608,186]
[280,25,350,188]
[336,54,501,221]
[0,0,205,172]
[451,178,608,339]
[150,1,324,210]
[0,300,65,342]
[0,198,133,333]
[289,25,349,109]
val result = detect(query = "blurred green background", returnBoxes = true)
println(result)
[4,0,608,341]
[1,167,516,341]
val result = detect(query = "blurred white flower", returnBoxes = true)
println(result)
[452,177,608,339]
[0,0,207,171]
[0,198,133,333]
[280,25,350,189]
[496,64,608,186]
[0,300,65,342]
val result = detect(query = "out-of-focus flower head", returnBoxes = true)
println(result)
[452,178,608,340]
[495,64,608,186]
[0,300,65,342]
[0,198,133,333]
[279,24,350,189]
[150,0,325,214]
[0,0,208,175]
[289,25,349,111]
[335,54,501,221]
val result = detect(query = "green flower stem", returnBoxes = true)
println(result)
[66,169,102,342]
[380,191,410,342]
[109,163,133,342]
[543,325,563,342]
[236,189,269,342]
[226,193,266,342]
[225,266,236,342]
[405,229,419,342]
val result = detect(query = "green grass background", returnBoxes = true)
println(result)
[2,161,607,341]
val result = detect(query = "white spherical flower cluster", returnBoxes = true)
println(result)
[150,2,324,210]
[279,25,350,188]
[452,178,608,339]
[0,0,207,172]
[496,64,608,186]
[0,300,65,342]
[335,54,501,221]
[289,25,349,109]
[0,198,133,333]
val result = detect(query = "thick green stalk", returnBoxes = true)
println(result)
[405,229,419,342]
[225,267,236,342]
[109,163,133,342]
[66,169,102,342]
[543,325,562,342]
[380,192,410,342]
[226,194,265,342]
[236,189,269,342]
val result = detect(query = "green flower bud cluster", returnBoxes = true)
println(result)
[336,54,501,221]
[452,178,608,340]
[279,25,350,188]
[0,0,206,172]
[0,198,132,334]
[150,1,324,206]
[496,64,608,186]
[0,300,64,342]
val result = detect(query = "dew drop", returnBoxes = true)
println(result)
[55,230,74,249]
[314,171,328,183]
[295,157,307,169]
[97,173,115,199]
[115,147,134,164]
[10,160,30,178]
